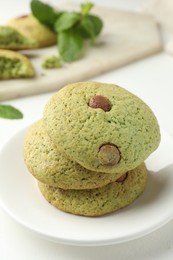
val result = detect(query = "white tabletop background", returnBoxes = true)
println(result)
[0,0,173,259]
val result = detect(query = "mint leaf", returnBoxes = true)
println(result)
[81,16,96,43]
[79,14,103,40]
[58,29,83,62]
[81,2,94,15]
[31,0,60,30]
[86,15,103,36]
[55,12,81,33]
[0,105,23,119]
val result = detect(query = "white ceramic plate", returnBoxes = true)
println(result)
[0,126,173,246]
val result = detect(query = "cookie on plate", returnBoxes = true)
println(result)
[23,120,125,190]
[0,49,35,79]
[43,82,160,174]
[38,163,148,216]
[0,26,38,50]
[7,15,57,48]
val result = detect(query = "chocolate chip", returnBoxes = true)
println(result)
[116,173,128,183]
[98,144,121,166]
[89,95,111,112]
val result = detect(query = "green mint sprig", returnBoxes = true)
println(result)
[31,0,60,30]
[58,28,83,62]
[81,2,94,15]
[0,105,23,119]
[31,0,103,62]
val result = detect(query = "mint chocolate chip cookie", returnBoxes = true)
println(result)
[23,120,125,190]
[7,15,56,48]
[43,82,160,174]
[0,26,38,50]
[38,163,148,216]
[0,49,35,79]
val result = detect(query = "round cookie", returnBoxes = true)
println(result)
[23,120,126,190]
[38,163,148,216]
[43,82,161,174]
[7,15,56,48]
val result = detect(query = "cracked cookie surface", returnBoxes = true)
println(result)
[38,163,148,216]
[43,82,160,174]
[23,120,125,189]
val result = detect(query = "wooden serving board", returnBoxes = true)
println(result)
[0,4,162,101]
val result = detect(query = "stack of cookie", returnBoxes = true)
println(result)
[23,82,161,216]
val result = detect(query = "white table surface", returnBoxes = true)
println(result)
[1,0,173,259]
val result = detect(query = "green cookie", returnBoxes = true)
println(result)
[0,26,38,50]
[7,15,57,48]
[43,82,160,174]
[23,120,125,190]
[0,49,35,79]
[38,163,148,216]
